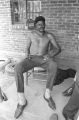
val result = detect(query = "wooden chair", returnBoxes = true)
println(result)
[25,67,47,85]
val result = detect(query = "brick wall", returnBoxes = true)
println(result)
[0,0,79,60]
[0,0,29,58]
[0,0,12,51]
[41,0,79,59]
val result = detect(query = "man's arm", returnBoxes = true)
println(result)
[48,33,61,58]
[25,38,31,59]
[17,36,31,63]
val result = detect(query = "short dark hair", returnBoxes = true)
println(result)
[34,16,45,26]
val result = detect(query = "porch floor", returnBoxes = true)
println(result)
[0,71,75,120]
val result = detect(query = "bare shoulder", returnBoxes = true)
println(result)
[26,30,35,39]
[46,31,55,40]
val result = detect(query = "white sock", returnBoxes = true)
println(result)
[74,74,77,82]
[45,89,51,99]
[18,93,26,105]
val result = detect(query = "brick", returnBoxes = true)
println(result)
[68,0,77,3]
[63,3,72,6]
[73,3,79,6]
[58,0,67,3]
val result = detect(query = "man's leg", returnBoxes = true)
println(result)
[63,83,79,120]
[42,58,57,110]
[46,59,57,91]
[14,58,37,118]
[14,56,49,118]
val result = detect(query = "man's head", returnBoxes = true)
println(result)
[34,16,45,33]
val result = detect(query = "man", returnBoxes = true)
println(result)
[14,16,61,119]
[63,73,79,120]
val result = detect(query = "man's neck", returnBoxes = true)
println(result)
[34,29,45,36]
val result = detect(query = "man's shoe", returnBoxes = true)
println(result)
[62,84,75,97]
[14,101,27,119]
[44,95,56,110]
[63,83,75,97]
[49,113,58,120]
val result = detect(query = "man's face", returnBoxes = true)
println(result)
[35,21,45,33]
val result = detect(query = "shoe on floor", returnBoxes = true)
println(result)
[49,113,58,120]
[62,86,74,97]
[44,95,56,110]
[63,83,75,97]
[14,101,27,119]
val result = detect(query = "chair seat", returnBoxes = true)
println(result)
[34,67,46,72]
[33,67,48,80]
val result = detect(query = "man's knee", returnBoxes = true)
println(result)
[49,60,57,71]
[14,63,23,73]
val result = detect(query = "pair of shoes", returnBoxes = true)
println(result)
[44,95,56,110]
[14,101,27,119]
[49,113,58,120]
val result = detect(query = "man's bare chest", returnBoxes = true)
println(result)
[32,34,49,47]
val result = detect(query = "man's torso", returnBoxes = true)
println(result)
[29,30,52,56]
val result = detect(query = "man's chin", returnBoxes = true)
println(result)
[39,30,44,33]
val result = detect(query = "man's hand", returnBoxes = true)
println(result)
[43,55,49,61]
[16,55,30,63]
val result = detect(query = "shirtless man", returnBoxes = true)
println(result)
[14,16,61,119]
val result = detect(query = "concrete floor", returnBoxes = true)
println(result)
[0,71,75,120]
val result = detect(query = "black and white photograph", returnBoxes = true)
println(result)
[0,0,79,120]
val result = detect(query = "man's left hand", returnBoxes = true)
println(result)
[43,55,49,61]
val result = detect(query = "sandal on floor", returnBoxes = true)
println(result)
[62,84,75,97]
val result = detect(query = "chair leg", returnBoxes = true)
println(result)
[25,69,34,85]
[26,72,28,85]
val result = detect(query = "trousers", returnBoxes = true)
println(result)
[63,82,79,119]
[14,55,57,92]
